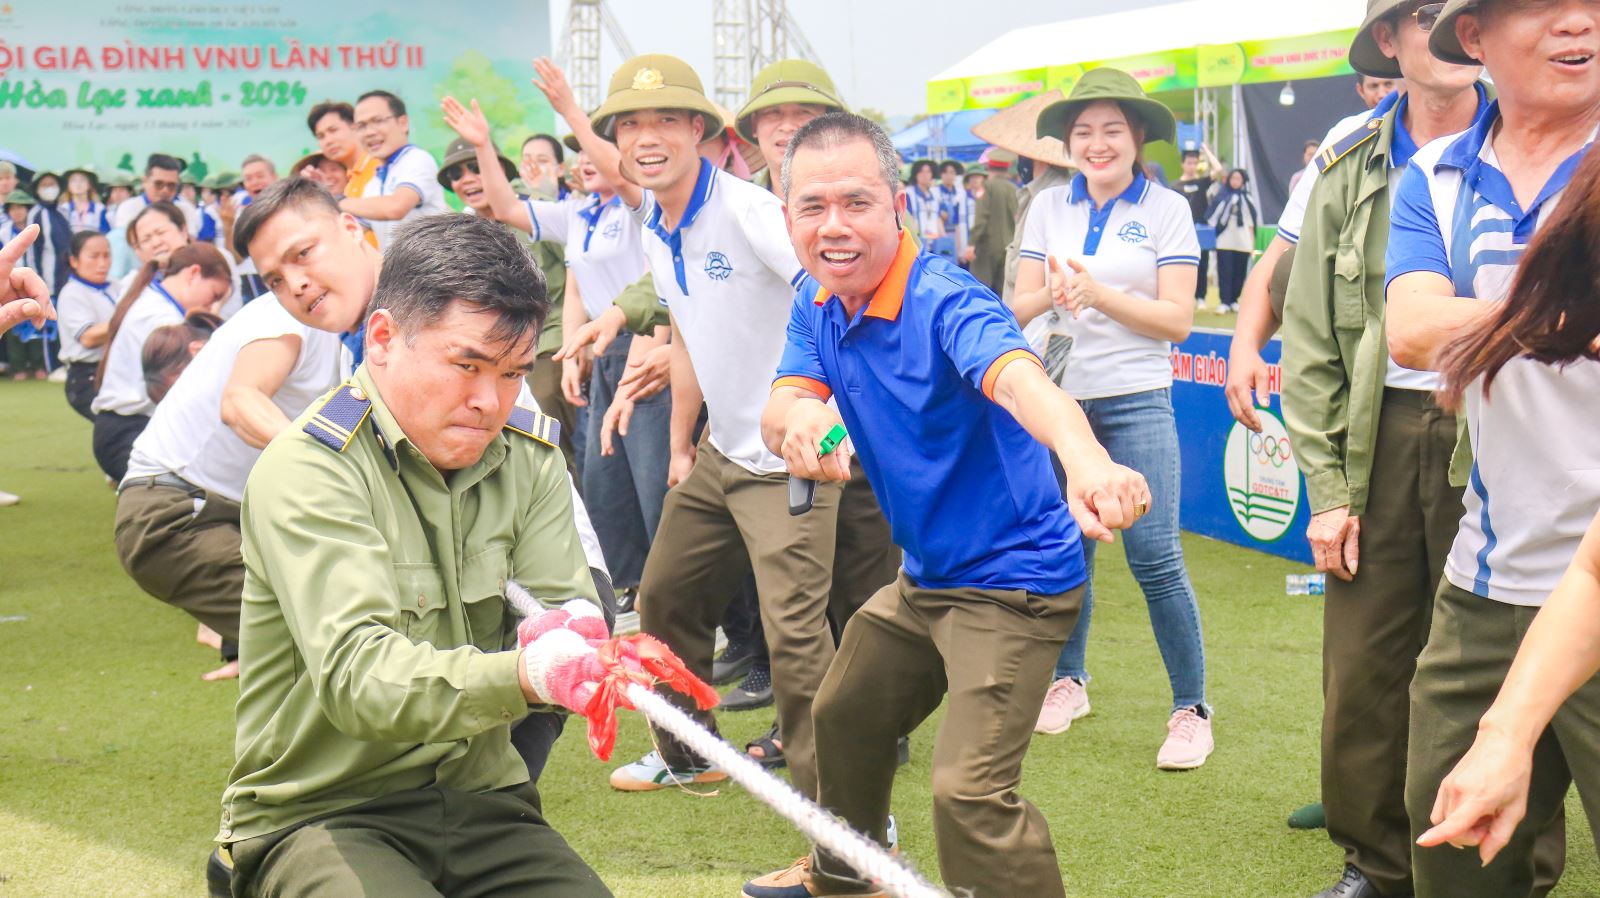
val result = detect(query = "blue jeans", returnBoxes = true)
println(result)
[581,332,672,589]
[1053,387,1208,712]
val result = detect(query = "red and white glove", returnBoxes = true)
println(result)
[513,599,719,760]
[518,599,610,712]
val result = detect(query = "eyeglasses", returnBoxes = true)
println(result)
[1414,2,1446,32]
[444,161,481,183]
[353,114,396,134]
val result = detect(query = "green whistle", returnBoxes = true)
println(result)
[818,424,848,457]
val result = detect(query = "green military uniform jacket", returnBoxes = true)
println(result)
[1280,104,1471,517]
[218,364,597,844]
[969,175,1019,287]
[613,272,667,335]
[509,216,568,357]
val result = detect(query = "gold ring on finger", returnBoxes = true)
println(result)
[1132,502,1148,518]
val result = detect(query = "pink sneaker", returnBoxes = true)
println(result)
[1157,707,1213,770]
[1034,677,1090,735]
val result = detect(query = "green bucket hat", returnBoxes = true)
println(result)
[437,137,517,191]
[1430,0,1482,67]
[1348,0,1410,78]
[61,165,101,192]
[734,59,846,143]
[103,170,137,189]
[562,133,582,154]
[5,189,37,206]
[592,54,724,142]
[1035,67,1177,145]
[202,171,241,191]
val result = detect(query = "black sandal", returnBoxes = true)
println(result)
[745,722,787,770]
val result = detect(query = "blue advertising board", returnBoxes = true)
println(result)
[1171,329,1313,566]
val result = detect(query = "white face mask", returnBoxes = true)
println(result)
[38,186,60,203]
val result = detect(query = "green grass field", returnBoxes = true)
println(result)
[2,377,1597,898]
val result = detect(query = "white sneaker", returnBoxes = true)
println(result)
[608,749,728,792]
[1034,676,1090,734]
[1157,707,1214,770]
[0,489,19,507]
[47,366,67,383]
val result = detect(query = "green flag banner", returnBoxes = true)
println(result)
[0,0,554,175]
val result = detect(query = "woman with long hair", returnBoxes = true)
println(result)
[1407,143,1600,869]
[1010,67,1211,770]
[88,241,233,480]
[1206,167,1259,313]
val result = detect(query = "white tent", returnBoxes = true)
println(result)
[930,0,1368,85]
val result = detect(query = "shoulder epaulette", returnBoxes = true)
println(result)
[1316,116,1385,174]
[303,382,374,452]
[504,405,562,449]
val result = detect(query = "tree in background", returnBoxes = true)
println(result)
[434,51,541,156]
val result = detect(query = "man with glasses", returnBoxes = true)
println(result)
[1277,2,1490,897]
[339,90,448,251]
[111,153,200,236]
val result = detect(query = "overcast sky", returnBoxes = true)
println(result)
[547,0,1179,117]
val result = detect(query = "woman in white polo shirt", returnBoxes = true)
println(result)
[89,241,233,480]
[56,231,122,420]
[1011,67,1212,770]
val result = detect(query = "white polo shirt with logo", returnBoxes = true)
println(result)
[629,158,806,474]
[526,193,647,319]
[1018,172,1200,400]
[91,282,189,417]
[362,143,449,251]
[1386,103,1599,607]
[123,295,343,502]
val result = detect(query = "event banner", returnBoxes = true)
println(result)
[0,0,553,179]
[1170,329,1313,567]
[926,28,1357,113]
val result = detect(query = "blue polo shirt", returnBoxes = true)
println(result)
[774,230,1086,595]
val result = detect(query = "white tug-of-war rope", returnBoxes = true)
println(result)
[506,584,949,898]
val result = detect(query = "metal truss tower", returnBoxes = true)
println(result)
[713,0,820,111]
[558,0,637,112]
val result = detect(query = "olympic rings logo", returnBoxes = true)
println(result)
[1250,432,1292,467]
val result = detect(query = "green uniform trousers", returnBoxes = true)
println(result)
[1407,582,1585,897]
[113,478,244,641]
[810,572,1083,898]
[528,352,580,477]
[1321,389,1462,894]
[639,440,841,800]
[228,782,609,898]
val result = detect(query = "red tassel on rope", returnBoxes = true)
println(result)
[580,634,720,760]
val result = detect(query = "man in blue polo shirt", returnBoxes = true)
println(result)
[745,112,1147,898]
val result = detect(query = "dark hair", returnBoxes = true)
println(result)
[373,215,548,355]
[96,242,231,391]
[938,160,963,176]
[145,153,184,176]
[140,312,223,403]
[357,89,406,119]
[908,160,935,181]
[522,133,565,165]
[782,112,903,200]
[127,201,188,249]
[233,176,343,259]
[1062,101,1148,179]
[1182,149,1201,160]
[1228,167,1250,185]
[69,230,109,260]
[307,100,355,134]
[1437,145,1600,408]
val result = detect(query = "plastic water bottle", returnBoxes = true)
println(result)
[1286,573,1327,596]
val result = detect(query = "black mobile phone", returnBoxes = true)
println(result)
[788,476,817,516]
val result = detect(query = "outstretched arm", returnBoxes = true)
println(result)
[530,57,643,210]
[442,96,534,233]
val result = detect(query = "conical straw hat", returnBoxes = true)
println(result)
[970,90,1073,169]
